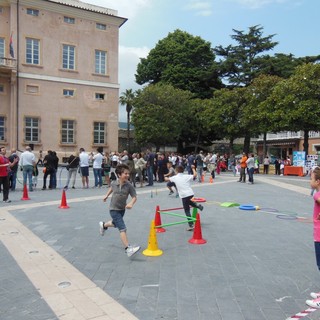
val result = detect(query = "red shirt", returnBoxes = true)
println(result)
[0,155,9,177]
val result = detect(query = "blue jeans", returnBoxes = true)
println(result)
[248,167,254,183]
[196,166,203,182]
[147,166,153,185]
[93,168,102,187]
[23,165,34,190]
[9,170,17,190]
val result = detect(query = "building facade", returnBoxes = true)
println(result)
[0,0,126,159]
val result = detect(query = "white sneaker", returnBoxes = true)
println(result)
[306,297,320,308]
[126,245,140,257]
[310,292,320,299]
[99,221,106,236]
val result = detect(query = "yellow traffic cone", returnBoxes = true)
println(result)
[143,220,163,257]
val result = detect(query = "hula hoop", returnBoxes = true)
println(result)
[259,208,279,213]
[239,205,257,211]
[191,197,206,203]
[277,211,298,217]
[276,214,297,220]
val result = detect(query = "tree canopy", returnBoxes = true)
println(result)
[135,29,221,98]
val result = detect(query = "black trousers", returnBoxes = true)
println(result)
[0,176,9,201]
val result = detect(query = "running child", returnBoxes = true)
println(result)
[164,162,178,196]
[99,164,140,257]
[165,165,203,231]
[306,166,320,308]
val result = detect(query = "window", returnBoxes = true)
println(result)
[96,23,106,30]
[61,120,74,144]
[95,93,105,100]
[62,44,75,70]
[63,89,74,97]
[95,50,107,74]
[0,38,4,58]
[25,117,39,142]
[0,7,3,13]
[0,84,4,93]
[64,16,75,24]
[27,8,39,16]
[26,38,40,65]
[26,84,39,94]
[93,122,105,144]
[0,116,5,141]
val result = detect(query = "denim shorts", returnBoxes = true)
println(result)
[315,242,320,270]
[80,166,89,177]
[110,210,126,232]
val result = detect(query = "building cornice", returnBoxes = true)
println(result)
[18,72,120,89]
[6,0,127,27]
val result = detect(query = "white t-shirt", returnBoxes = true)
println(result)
[169,173,194,198]
[93,153,103,169]
[79,152,89,167]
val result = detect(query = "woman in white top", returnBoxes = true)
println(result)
[92,147,104,187]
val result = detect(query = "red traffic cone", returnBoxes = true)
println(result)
[21,184,30,201]
[189,213,207,245]
[154,205,166,233]
[59,189,70,209]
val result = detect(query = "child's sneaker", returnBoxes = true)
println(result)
[197,204,204,211]
[168,190,174,195]
[186,226,194,231]
[306,297,320,308]
[125,245,140,257]
[99,221,107,236]
[310,292,320,299]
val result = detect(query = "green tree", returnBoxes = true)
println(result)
[265,63,320,156]
[135,29,221,98]
[214,25,278,87]
[119,89,136,151]
[131,84,193,151]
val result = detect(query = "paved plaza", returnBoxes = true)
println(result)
[1,169,320,320]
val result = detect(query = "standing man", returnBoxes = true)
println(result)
[246,153,255,184]
[195,150,204,183]
[79,148,89,188]
[146,149,155,186]
[0,147,18,202]
[238,152,248,183]
[9,149,19,191]
[19,146,36,191]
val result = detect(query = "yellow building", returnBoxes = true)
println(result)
[0,0,126,158]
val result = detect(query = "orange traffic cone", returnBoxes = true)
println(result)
[189,213,207,245]
[21,184,30,200]
[143,220,163,257]
[201,174,205,182]
[154,205,166,233]
[209,176,213,183]
[59,189,70,209]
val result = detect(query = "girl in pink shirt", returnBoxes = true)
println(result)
[306,167,320,308]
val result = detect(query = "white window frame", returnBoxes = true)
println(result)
[26,8,39,16]
[96,23,106,30]
[61,119,75,144]
[26,38,40,65]
[95,93,105,100]
[63,89,74,97]
[64,16,75,24]
[25,117,39,143]
[95,50,107,75]
[62,44,75,70]
[93,122,105,144]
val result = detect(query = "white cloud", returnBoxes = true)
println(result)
[232,0,290,9]
[184,0,213,16]
[118,46,150,121]
[83,0,154,18]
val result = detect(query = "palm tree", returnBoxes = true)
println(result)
[119,89,135,151]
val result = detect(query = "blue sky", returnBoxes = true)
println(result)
[85,0,319,121]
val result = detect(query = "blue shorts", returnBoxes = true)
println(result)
[80,166,89,177]
[110,210,126,232]
[315,242,320,271]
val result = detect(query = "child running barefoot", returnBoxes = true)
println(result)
[165,165,203,231]
[306,166,320,307]
[99,164,140,257]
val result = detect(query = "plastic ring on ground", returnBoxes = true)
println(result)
[239,205,257,211]
[276,214,297,220]
[191,197,206,203]
[260,208,279,213]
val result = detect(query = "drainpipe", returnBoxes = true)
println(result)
[16,0,19,149]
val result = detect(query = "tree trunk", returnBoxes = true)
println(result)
[229,138,234,155]
[303,130,309,157]
[243,133,251,154]
[263,132,267,156]
[126,112,130,152]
